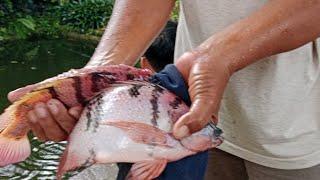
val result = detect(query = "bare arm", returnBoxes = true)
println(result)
[87,0,175,67]
[7,0,174,142]
[174,0,320,138]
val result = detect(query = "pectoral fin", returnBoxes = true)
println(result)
[103,121,172,148]
[126,159,167,180]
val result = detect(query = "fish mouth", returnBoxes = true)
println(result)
[208,122,223,138]
[180,122,224,152]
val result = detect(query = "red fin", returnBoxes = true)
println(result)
[127,159,167,180]
[104,121,172,148]
[57,146,70,180]
[57,145,94,180]
[0,135,30,167]
[0,106,13,132]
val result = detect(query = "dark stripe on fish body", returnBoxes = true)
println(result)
[47,87,70,108]
[169,97,183,109]
[85,94,102,132]
[90,73,100,93]
[85,106,93,131]
[90,72,116,93]
[80,149,96,168]
[95,93,104,108]
[101,72,116,83]
[71,76,86,105]
[128,84,143,98]
[48,87,58,99]
[91,94,103,132]
[150,87,160,126]
[153,83,165,94]
[126,73,135,80]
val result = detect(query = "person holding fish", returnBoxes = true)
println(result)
[5,0,320,179]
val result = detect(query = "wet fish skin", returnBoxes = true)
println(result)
[58,81,223,180]
[0,65,152,167]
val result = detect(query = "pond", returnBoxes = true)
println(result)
[0,39,97,179]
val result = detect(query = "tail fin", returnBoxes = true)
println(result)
[1,89,53,134]
[0,105,16,132]
[57,145,94,180]
[0,135,30,167]
[0,89,53,166]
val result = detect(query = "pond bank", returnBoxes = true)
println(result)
[2,30,102,46]
[0,39,96,179]
[62,31,101,44]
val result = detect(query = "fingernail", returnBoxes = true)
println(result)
[28,111,37,123]
[47,101,59,115]
[35,107,47,118]
[175,125,190,139]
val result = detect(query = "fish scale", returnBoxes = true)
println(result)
[0,65,152,167]
[57,81,223,180]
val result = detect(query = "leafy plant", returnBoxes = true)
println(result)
[170,0,179,21]
[7,16,36,39]
[57,0,114,33]
[0,0,13,25]
[33,16,62,38]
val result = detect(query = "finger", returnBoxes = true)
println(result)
[173,99,215,139]
[173,59,228,139]
[34,102,67,142]
[68,106,83,119]
[7,84,37,102]
[175,51,199,82]
[47,99,78,134]
[27,110,47,142]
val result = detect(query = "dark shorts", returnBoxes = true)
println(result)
[117,151,208,180]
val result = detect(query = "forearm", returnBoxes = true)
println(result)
[173,0,320,138]
[194,0,320,74]
[87,0,174,67]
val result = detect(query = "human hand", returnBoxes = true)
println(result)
[173,38,234,139]
[8,86,83,142]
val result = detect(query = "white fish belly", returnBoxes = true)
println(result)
[67,82,193,166]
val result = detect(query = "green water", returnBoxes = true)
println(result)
[0,39,96,179]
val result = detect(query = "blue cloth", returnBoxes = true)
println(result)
[116,64,209,180]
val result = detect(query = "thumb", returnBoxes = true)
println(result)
[7,84,37,102]
[173,98,219,139]
[173,57,230,139]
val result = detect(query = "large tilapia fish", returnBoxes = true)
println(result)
[58,81,223,180]
[0,65,152,167]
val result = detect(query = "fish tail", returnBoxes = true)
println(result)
[0,89,52,135]
[0,105,31,167]
[0,105,14,133]
[0,89,53,166]
[0,134,30,167]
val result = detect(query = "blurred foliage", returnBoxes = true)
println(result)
[7,16,36,39]
[0,0,59,40]
[56,0,114,33]
[171,0,180,21]
[0,0,179,42]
